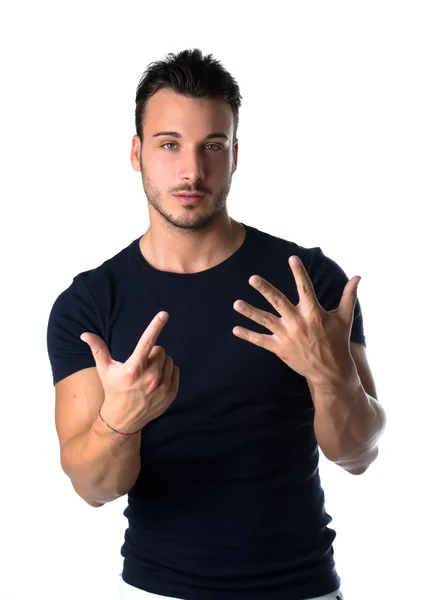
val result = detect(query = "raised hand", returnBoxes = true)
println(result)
[232,255,361,390]
[80,312,180,434]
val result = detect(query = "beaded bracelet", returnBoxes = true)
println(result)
[98,408,142,436]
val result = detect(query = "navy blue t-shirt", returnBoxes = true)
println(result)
[47,223,366,600]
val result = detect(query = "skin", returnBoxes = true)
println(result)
[130,87,246,274]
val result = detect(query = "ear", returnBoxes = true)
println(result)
[232,140,238,174]
[131,135,141,172]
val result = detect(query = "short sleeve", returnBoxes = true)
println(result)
[46,277,105,386]
[306,246,366,348]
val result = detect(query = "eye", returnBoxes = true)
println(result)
[161,143,223,152]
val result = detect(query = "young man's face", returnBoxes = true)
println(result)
[131,88,238,230]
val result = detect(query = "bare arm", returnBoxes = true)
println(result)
[309,343,386,474]
[55,367,142,508]
[61,413,142,506]
[55,312,178,507]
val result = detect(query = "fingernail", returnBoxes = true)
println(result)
[159,312,169,321]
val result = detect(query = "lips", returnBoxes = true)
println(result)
[173,193,205,205]
[174,194,205,197]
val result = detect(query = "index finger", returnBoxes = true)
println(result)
[128,311,169,366]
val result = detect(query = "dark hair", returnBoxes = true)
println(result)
[135,48,242,143]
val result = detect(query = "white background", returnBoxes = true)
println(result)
[1,1,435,599]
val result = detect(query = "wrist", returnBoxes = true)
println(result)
[308,357,361,397]
[91,411,141,441]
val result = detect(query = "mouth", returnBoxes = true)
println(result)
[173,193,205,205]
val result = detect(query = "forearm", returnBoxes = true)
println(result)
[310,369,386,472]
[61,416,142,505]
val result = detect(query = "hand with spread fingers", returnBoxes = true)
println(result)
[232,255,361,390]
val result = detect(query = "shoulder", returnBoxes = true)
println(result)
[55,236,137,306]
[47,240,133,385]
[245,224,314,264]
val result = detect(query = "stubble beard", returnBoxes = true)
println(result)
[139,156,233,231]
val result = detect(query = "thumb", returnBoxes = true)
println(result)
[338,276,360,322]
[80,332,112,370]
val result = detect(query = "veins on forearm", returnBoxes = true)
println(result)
[311,379,385,465]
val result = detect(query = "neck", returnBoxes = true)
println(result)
[140,214,246,274]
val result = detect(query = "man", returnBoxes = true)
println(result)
[47,48,386,600]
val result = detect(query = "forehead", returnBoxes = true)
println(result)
[144,88,233,134]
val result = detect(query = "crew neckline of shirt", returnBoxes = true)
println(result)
[131,222,255,280]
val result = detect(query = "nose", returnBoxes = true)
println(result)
[178,150,206,183]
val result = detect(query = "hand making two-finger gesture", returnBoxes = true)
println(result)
[80,312,180,434]
[232,255,361,390]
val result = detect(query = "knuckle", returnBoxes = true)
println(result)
[124,363,139,381]
[150,345,165,357]
[289,319,304,337]
[273,293,285,310]
[275,345,285,360]
[141,338,154,354]
[308,309,324,327]
[144,370,160,388]
[260,313,271,329]
[302,281,314,295]
[257,336,266,350]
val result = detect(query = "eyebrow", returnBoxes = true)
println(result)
[152,131,229,141]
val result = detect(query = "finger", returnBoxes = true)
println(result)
[339,276,361,323]
[80,332,112,370]
[128,312,169,367]
[232,326,277,353]
[161,354,173,384]
[233,299,282,334]
[288,255,320,311]
[169,365,180,399]
[248,276,293,318]
[148,345,167,377]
